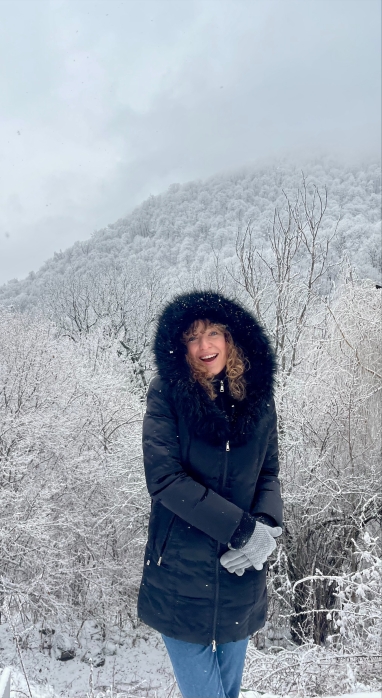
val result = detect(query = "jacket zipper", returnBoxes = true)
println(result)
[211,546,220,652]
[211,439,230,651]
[157,515,176,566]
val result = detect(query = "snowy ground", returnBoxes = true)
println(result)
[0,621,380,698]
[0,621,177,698]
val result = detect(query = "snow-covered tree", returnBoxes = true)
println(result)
[0,310,146,631]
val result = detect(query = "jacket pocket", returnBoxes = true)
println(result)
[156,514,176,566]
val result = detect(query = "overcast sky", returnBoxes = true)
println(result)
[0,0,380,284]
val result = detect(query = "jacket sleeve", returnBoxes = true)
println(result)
[142,377,244,544]
[249,399,283,527]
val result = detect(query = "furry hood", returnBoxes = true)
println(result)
[153,291,276,445]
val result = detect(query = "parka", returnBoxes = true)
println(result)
[137,291,283,647]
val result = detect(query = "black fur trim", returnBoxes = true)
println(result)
[153,291,277,445]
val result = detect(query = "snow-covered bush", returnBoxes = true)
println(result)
[39,261,171,397]
[332,532,382,656]
[0,309,146,632]
[267,278,381,648]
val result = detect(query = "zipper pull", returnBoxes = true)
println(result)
[220,380,224,392]
[212,640,217,652]
[226,441,230,451]
[157,556,162,566]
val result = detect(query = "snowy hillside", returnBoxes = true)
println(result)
[0,159,380,311]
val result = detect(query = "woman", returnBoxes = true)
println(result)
[137,291,283,698]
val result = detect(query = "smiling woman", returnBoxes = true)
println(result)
[185,321,227,373]
[182,320,248,401]
[137,291,283,698]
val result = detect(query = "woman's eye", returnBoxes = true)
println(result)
[188,336,196,342]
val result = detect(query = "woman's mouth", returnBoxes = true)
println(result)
[199,353,218,363]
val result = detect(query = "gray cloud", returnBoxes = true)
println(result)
[0,0,380,283]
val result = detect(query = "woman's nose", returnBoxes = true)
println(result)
[199,335,211,350]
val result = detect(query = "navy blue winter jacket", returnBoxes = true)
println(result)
[137,291,283,646]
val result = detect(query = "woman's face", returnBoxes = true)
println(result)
[186,321,227,375]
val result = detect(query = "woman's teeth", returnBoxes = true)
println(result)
[200,354,218,363]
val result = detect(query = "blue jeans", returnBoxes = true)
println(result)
[162,634,249,698]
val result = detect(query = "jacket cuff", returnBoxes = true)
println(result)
[252,513,278,528]
[229,512,257,549]
[229,512,279,549]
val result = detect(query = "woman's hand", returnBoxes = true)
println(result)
[221,554,254,576]
[220,522,282,575]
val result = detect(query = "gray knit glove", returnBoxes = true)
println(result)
[220,522,282,574]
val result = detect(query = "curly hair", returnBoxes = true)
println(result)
[182,319,249,401]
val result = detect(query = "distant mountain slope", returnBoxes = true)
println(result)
[1,158,380,310]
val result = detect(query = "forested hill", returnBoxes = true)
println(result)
[0,158,380,310]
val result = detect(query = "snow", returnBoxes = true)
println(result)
[241,694,381,698]
[325,695,381,698]
[4,662,381,698]
[0,668,11,698]
[0,622,178,698]
[1,621,380,698]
